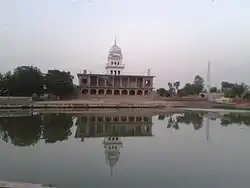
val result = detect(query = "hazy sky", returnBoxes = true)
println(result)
[1,0,250,88]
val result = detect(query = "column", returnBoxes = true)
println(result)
[103,122,105,132]
[95,123,97,135]
[120,77,122,88]
[88,76,91,86]
[135,77,138,88]
[128,77,130,88]
[112,76,115,87]
[97,76,99,86]
[86,117,89,135]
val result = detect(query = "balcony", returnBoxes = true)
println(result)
[105,63,125,69]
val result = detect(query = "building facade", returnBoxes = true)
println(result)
[75,113,153,140]
[77,39,154,97]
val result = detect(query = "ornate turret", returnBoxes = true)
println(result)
[105,37,125,75]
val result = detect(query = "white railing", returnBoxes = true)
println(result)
[105,64,125,68]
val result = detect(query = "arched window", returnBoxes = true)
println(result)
[118,70,120,75]
[114,70,117,75]
[117,62,119,65]
[114,62,116,65]
[90,89,97,95]
[110,70,113,75]
[111,62,113,65]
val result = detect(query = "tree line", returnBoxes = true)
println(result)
[0,66,74,99]
[0,113,74,146]
[156,75,250,100]
[157,112,250,130]
[156,75,206,97]
[1,112,249,147]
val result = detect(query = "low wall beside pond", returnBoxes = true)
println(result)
[0,97,32,105]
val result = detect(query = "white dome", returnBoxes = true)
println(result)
[108,43,123,60]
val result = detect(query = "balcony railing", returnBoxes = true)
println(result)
[105,64,125,69]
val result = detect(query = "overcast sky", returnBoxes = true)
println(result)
[1,0,250,88]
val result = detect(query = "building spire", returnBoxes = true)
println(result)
[114,36,117,45]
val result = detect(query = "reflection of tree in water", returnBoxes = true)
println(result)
[177,113,204,130]
[158,115,165,120]
[159,112,250,130]
[167,116,179,130]
[42,113,73,143]
[158,113,174,121]
[221,113,250,126]
[0,116,42,147]
[158,112,204,131]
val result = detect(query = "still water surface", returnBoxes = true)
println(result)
[0,111,250,188]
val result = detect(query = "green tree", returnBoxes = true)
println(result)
[210,86,218,93]
[4,66,45,96]
[156,88,166,97]
[167,81,180,96]
[156,88,170,97]
[221,81,234,91]
[243,91,250,100]
[224,88,235,98]
[0,71,13,96]
[221,81,247,98]
[45,70,74,99]
[0,73,3,95]
[158,115,165,120]
[168,82,175,96]
[194,75,204,86]
[167,116,179,130]
[177,113,203,130]
[179,83,194,96]
[173,81,180,95]
[179,75,204,96]
[0,73,3,85]
[233,83,246,98]
[193,75,204,94]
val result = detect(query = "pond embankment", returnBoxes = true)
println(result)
[0,97,249,110]
[0,98,167,109]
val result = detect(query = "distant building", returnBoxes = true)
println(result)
[199,92,232,103]
[77,39,154,97]
[214,97,232,104]
[199,92,224,101]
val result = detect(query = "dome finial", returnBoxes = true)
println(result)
[114,36,117,46]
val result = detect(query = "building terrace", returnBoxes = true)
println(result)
[78,73,154,97]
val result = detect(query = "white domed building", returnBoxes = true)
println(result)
[77,38,154,98]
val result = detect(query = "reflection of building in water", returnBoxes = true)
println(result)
[75,113,153,141]
[0,110,34,118]
[75,113,153,176]
[103,136,123,176]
